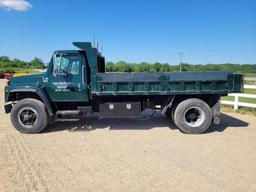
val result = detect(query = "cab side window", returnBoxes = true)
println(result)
[53,54,80,76]
[69,57,80,75]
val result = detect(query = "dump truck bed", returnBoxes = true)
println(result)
[92,71,243,96]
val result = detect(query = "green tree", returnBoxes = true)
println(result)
[115,61,132,72]
[106,62,115,72]
[30,57,45,68]
[0,56,10,62]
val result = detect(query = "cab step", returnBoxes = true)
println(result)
[56,110,80,118]
[56,106,92,119]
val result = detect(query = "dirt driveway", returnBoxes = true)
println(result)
[0,79,256,192]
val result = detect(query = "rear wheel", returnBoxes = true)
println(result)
[174,98,212,134]
[11,99,48,134]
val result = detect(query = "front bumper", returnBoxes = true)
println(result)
[4,102,12,113]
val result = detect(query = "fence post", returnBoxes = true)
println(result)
[234,95,239,110]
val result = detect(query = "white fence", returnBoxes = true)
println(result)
[221,85,256,110]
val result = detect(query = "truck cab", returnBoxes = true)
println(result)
[4,42,243,134]
[46,50,90,102]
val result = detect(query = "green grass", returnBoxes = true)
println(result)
[222,89,256,104]
[243,88,256,94]
[14,68,42,74]
[221,105,256,116]
[221,88,256,115]
[223,96,234,101]
[0,67,42,74]
[244,80,256,85]
[245,73,256,77]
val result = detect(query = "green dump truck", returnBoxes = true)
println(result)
[4,42,243,134]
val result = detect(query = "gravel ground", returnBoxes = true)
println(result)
[0,79,256,192]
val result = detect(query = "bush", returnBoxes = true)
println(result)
[4,68,15,73]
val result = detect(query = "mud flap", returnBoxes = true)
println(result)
[212,98,221,124]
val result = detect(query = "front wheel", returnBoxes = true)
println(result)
[174,98,212,134]
[10,99,48,134]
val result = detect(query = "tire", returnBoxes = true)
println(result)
[174,98,212,134]
[10,98,48,134]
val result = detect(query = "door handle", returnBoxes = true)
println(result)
[67,85,75,91]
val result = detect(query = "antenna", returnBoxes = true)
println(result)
[101,45,103,54]
[96,41,99,50]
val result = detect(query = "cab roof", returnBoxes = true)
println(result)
[54,42,102,56]
[54,50,81,54]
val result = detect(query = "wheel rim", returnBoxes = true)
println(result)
[184,107,205,127]
[17,107,38,128]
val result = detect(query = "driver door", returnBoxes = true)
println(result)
[46,53,89,102]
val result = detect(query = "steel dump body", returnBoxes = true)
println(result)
[93,72,242,96]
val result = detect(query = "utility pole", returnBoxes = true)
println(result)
[93,35,96,48]
[179,52,183,72]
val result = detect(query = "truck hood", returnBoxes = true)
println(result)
[10,73,45,86]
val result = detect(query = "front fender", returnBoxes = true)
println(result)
[4,86,53,116]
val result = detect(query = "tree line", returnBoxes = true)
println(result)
[106,61,256,74]
[0,55,256,74]
[0,56,45,73]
